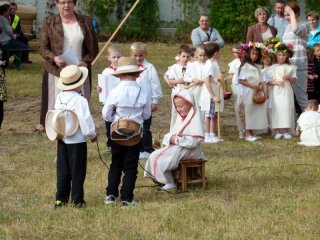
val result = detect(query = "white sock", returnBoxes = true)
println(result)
[210,133,216,138]
[205,133,210,139]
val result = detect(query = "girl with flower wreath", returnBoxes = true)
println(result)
[264,41,297,139]
[237,42,268,141]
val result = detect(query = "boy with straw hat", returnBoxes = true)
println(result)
[54,65,97,209]
[102,57,151,207]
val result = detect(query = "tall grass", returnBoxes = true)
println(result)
[1,41,320,239]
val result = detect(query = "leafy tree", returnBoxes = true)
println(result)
[209,0,271,43]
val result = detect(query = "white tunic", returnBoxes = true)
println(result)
[238,63,268,130]
[264,64,297,129]
[199,59,224,112]
[184,61,206,102]
[297,111,320,146]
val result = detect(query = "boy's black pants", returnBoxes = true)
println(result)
[106,141,140,202]
[56,141,87,204]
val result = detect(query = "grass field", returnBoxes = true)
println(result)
[1,41,320,239]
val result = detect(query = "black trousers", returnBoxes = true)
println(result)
[56,141,87,204]
[106,141,140,201]
[140,115,153,153]
[105,121,112,147]
[0,100,3,128]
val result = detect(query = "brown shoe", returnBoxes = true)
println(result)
[33,124,45,132]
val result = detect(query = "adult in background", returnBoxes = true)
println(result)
[246,6,278,43]
[191,13,224,48]
[0,4,29,66]
[267,0,288,40]
[306,11,320,48]
[37,0,98,131]
[282,2,309,116]
[9,2,32,63]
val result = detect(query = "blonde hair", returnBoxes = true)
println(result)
[305,100,319,111]
[130,42,147,53]
[107,44,123,55]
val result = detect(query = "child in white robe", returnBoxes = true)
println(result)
[184,44,207,103]
[238,43,268,141]
[296,100,320,146]
[144,89,205,190]
[164,44,192,130]
[265,44,297,139]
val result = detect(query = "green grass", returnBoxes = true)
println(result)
[1,41,320,239]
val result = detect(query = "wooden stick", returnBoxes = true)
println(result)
[217,74,222,139]
[91,0,141,66]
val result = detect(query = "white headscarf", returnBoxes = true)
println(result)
[171,89,204,141]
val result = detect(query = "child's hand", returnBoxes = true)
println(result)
[96,86,102,93]
[151,103,158,112]
[308,74,315,80]
[91,134,98,142]
[212,96,220,103]
[169,135,177,144]
[192,78,201,84]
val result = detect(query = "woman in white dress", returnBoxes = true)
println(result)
[144,89,205,190]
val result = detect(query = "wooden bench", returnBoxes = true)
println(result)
[173,159,207,192]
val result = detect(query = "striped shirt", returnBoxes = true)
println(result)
[282,23,309,71]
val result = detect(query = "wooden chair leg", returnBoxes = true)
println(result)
[202,162,206,190]
[181,164,187,192]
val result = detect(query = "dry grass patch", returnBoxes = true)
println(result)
[1,41,320,239]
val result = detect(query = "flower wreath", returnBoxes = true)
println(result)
[264,37,294,57]
[232,42,264,59]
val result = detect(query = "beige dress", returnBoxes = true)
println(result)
[238,63,268,130]
[265,64,296,129]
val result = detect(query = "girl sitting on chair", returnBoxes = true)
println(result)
[144,89,205,190]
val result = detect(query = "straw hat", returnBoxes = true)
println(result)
[45,110,79,141]
[57,65,88,90]
[111,57,144,76]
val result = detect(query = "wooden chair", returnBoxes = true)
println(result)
[173,159,207,192]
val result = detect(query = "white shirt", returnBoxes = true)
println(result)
[54,91,96,144]
[136,60,162,104]
[184,61,206,83]
[102,81,151,125]
[165,63,187,91]
[62,22,84,60]
[203,59,220,84]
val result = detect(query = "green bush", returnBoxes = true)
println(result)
[306,0,320,13]
[209,0,271,43]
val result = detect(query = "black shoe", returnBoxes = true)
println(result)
[73,201,86,208]
[54,200,67,209]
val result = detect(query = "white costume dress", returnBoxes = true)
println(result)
[265,64,297,130]
[297,111,320,146]
[144,89,205,185]
[165,63,188,130]
[228,58,244,133]
[199,59,224,113]
[184,61,206,102]
[238,63,268,130]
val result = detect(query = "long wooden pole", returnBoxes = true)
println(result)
[92,0,141,66]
